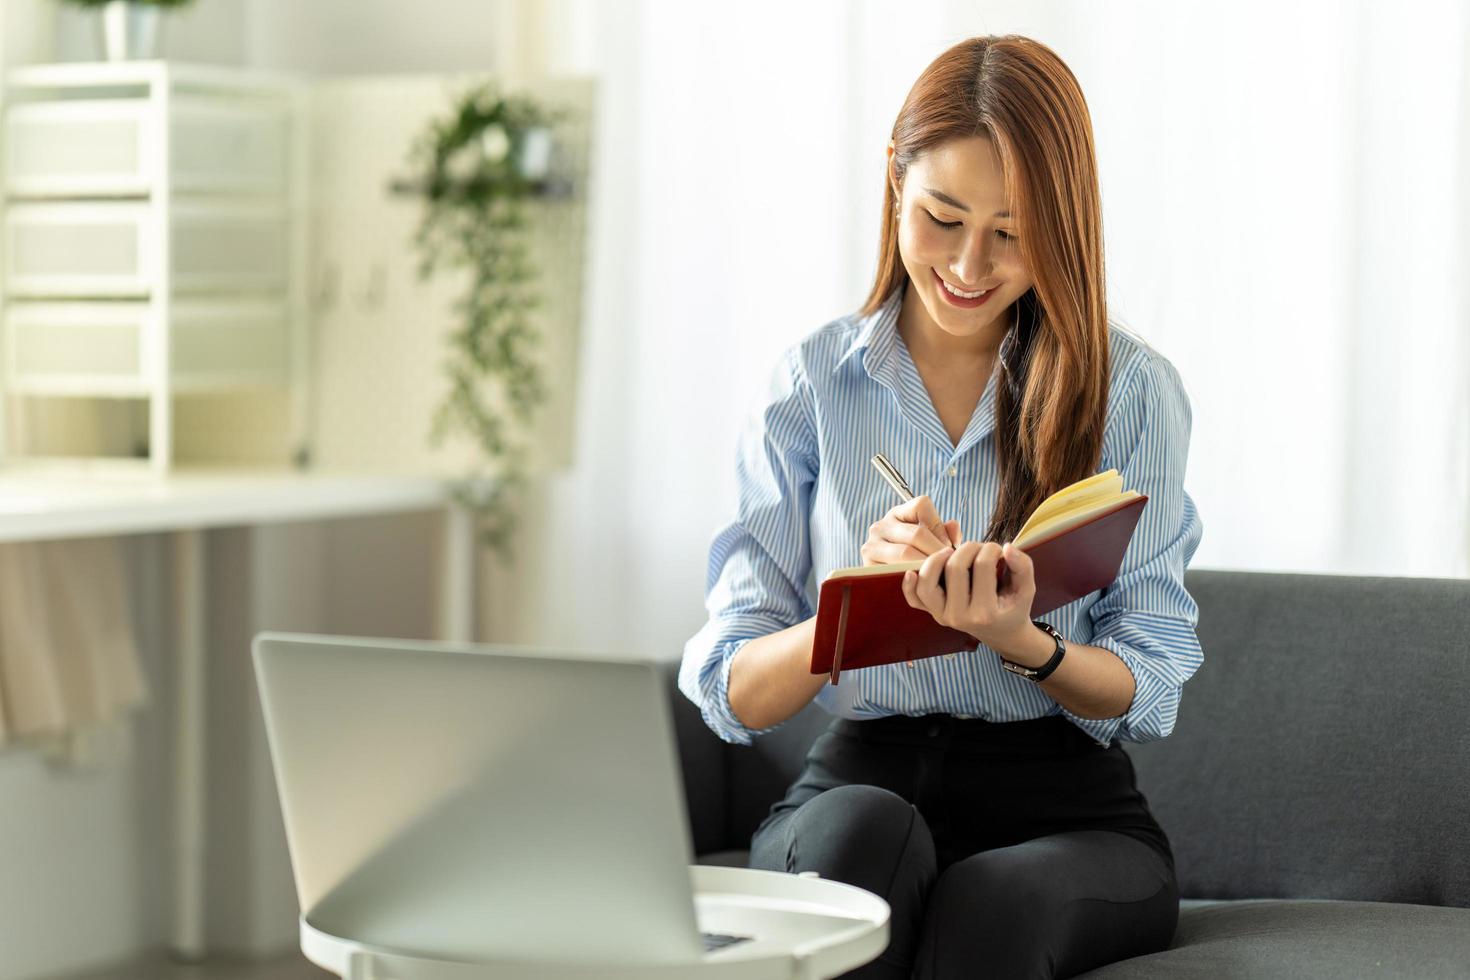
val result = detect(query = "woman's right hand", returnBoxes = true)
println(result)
[860,494,961,566]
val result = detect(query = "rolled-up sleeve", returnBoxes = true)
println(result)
[1065,354,1205,746]
[679,347,819,745]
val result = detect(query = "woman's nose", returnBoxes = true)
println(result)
[951,232,991,285]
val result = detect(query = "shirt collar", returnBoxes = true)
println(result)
[834,285,904,378]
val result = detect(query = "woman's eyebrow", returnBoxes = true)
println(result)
[923,186,1010,218]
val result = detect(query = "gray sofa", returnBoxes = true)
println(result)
[665,569,1470,978]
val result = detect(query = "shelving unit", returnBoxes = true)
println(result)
[0,60,309,472]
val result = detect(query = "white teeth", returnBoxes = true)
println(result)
[941,278,989,300]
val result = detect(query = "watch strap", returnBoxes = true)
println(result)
[1000,620,1066,682]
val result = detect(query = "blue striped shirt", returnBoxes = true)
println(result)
[679,286,1204,748]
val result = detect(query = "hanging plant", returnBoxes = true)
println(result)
[405,81,565,561]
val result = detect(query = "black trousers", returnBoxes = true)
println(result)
[747,712,1180,980]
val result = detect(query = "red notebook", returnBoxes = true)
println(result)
[810,470,1148,684]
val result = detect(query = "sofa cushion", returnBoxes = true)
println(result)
[696,849,751,869]
[1127,570,1470,908]
[1075,899,1470,979]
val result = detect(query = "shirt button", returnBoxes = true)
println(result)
[905,660,915,668]
[944,652,956,659]
[947,466,958,477]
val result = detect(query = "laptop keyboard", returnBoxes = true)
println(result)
[700,931,753,952]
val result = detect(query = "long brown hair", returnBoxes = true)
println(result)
[862,35,1109,545]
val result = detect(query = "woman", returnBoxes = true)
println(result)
[679,34,1203,980]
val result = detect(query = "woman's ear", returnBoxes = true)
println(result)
[886,142,901,202]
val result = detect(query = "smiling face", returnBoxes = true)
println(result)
[889,134,1033,358]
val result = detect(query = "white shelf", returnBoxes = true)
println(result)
[4,298,290,394]
[4,200,289,297]
[0,466,453,543]
[0,59,310,472]
[5,95,289,199]
[6,60,307,95]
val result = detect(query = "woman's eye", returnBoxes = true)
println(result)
[925,211,1016,242]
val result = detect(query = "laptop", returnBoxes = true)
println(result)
[252,631,755,966]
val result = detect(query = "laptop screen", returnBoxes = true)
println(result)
[254,632,709,964]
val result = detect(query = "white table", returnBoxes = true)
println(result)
[0,466,475,959]
[301,865,891,980]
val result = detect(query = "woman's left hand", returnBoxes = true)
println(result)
[901,540,1037,651]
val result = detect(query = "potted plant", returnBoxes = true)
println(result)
[403,81,567,562]
[55,0,195,62]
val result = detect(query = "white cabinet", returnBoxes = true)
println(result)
[4,96,289,197]
[0,61,307,471]
[4,201,289,296]
[4,299,289,395]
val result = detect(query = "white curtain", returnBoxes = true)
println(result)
[0,538,148,761]
[563,0,1468,663]
[1056,0,1470,578]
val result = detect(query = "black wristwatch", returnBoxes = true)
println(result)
[999,620,1067,682]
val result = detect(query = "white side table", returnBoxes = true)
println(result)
[301,865,891,980]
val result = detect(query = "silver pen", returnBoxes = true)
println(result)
[872,455,1012,592]
[870,452,954,548]
[870,452,914,501]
